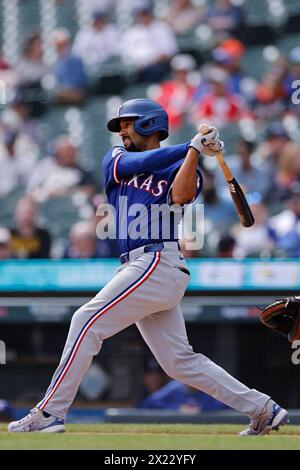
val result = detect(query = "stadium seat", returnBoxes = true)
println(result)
[19,0,40,45]
[55,0,78,38]
[0,188,26,229]
[39,195,81,242]
[81,96,112,173]
[284,0,300,16]
[242,45,271,80]
[277,32,300,53]
[244,0,269,26]
[41,107,70,144]
[1,0,19,65]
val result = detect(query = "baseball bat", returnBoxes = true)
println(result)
[199,124,255,228]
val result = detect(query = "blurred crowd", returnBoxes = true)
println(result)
[0,0,300,260]
[136,358,228,412]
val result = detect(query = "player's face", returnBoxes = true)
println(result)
[119,119,145,152]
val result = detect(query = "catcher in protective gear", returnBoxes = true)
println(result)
[259,296,300,342]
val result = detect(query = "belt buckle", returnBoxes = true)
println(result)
[120,252,129,264]
[144,242,164,254]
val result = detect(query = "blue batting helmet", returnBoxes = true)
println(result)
[107,98,169,141]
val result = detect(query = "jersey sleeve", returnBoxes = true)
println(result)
[102,143,191,191]
[102,146,124,189]
[108,143,190,180]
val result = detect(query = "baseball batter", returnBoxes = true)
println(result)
[8,99,288,435]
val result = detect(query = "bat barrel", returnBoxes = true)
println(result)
[228,178,255,227]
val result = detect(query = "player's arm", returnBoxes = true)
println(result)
[113,143,190,181]
[170,149,199,205]
[170,128,221,205]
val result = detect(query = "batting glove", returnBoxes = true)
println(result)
[201,140,224,157]
[189,127,220,153]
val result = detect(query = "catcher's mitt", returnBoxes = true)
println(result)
[259,296,300,342]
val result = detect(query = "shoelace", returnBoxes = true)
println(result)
[17,409,38,424]
[250,404,270,432]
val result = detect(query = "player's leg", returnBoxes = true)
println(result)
[136,303,270,418]
[8,251,185,432]
[36,252,175,420]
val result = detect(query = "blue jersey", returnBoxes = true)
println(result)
[102,143,203,254]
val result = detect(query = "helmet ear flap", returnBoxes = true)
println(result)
[139,118,167,141]
[140,118,155,129]
[134,114,168,140]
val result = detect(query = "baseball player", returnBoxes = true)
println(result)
[8,99,288,435]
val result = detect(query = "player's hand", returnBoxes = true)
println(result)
[201,140,224,157]
[189,126,220,154]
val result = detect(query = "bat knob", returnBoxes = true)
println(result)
[198,124,211,135]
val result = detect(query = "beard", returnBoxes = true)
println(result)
[123,138,139,152]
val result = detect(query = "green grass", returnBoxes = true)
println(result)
[1,424,300,450]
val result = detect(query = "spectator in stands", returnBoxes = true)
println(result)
[52,28,89,105]
[0,128,37,196]
[1,89,44,149]
[73,10,120,70]
[64,221,100,259]
[2,89,29,129]
[27,135,95,203]
[15,33,48,87]
[216,139,272,200]
[232,199,275,258]
[199,173,238,233]
[138,379,227,412]
[0,228,12,260]
[163,0,204,36]
[262,123,291,160]
[179,237,201,259]
[0,50,10,71]
[252,56,287,121]
[276,142,300,192]
[256,123,291,198]
[10,197,51,259]
[189,66,246,129]
[121,4,178,82]
[0,50,18,89]
[154,54,198,131]
[205,0,244,39]
[1,88,44,144]
[91,194,120,258]
[284,46,300,115]
[217,233,236,258]
[269,183,300,257]
[211,38,246,95]
[136,358,169,407]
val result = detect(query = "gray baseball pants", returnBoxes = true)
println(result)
[37,242,269,419]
